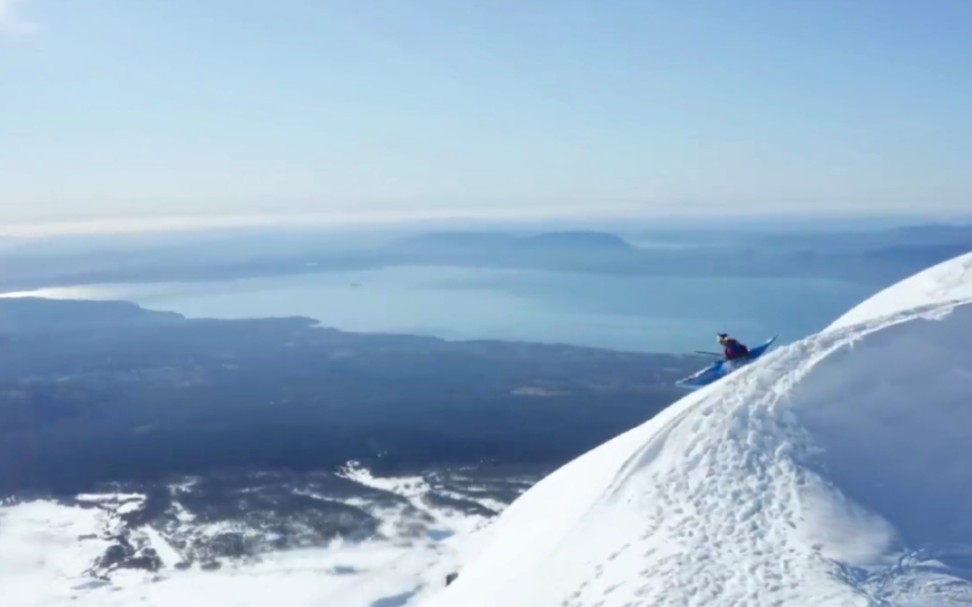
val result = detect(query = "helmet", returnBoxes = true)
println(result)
[717,333,729,344]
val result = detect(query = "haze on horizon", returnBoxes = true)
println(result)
[2,0,970,231]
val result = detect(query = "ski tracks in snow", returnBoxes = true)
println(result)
[420,253,972,607]
[559,306,966,607]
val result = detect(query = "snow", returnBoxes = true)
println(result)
[142,525,183,568]
[0,466,497,607]
[418,249,972,607]
[0,501,112,607]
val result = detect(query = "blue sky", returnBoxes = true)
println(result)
[1,0,970,228]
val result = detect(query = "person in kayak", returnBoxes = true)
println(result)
[718,333,750,361]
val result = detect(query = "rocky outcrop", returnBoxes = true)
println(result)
[89,539,162,577]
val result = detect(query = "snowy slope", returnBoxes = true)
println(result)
[0,467,509,607]
[417,250,972,607]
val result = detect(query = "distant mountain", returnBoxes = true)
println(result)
[393,231,642,273]
[529,231,636,250]
[888,223,972,246]
[2,225,968,293]
[400,231,636,253]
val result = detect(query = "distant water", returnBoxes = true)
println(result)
[2,266,878,353]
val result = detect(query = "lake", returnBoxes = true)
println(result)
[1,265,879,354]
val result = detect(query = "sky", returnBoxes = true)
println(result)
[1,0,971,230]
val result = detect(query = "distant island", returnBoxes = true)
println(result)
[1,225,968,292]
[400,230,637,252]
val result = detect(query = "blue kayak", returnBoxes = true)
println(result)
[675,336,778,389]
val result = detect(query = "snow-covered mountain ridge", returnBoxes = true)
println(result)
[418,251,972,607]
